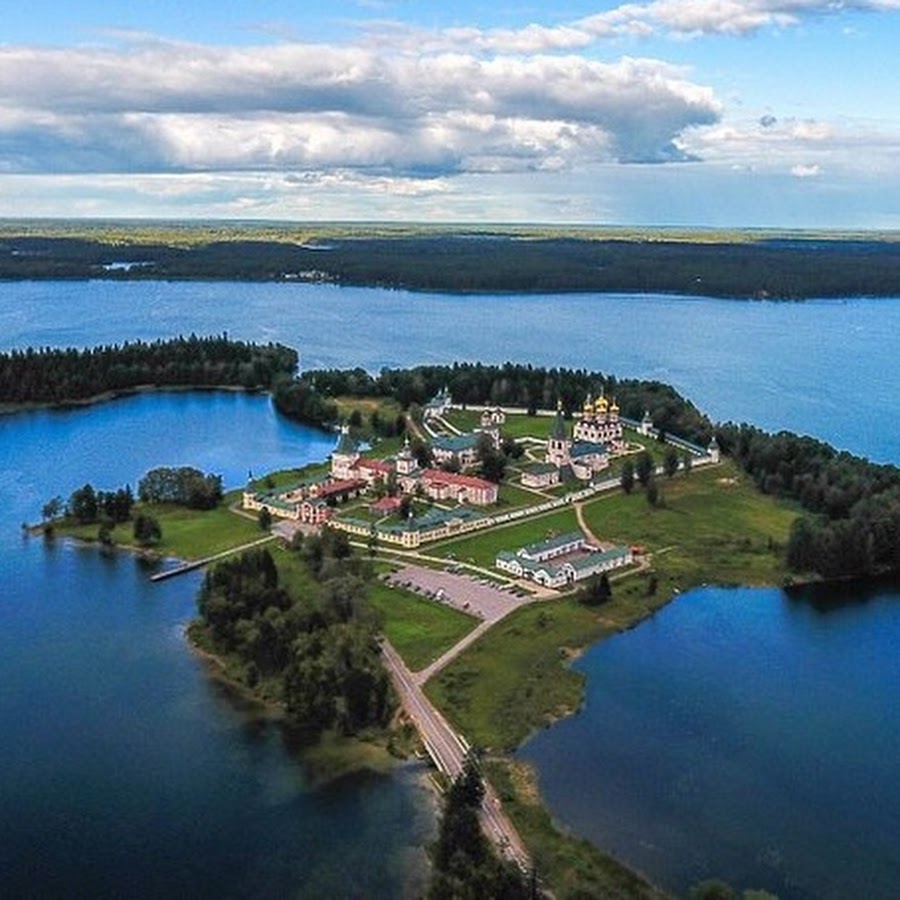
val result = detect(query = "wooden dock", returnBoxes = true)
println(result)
[149,534,276,582]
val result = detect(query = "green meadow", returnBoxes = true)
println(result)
[424,459,799,752]
[366,581,479,671]
[429,507,580,566]
[57,502,263,560]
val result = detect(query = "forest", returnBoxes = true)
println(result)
[18,333,900,583]
[717,424,900,579]
[138,466,223,510]
[275,360,714,447]
[428,757,532,899]
[2,230,900,298]
[0,334,297,405]
[193,534,392,738]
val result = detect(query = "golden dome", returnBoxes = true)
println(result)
[595,394,609,413]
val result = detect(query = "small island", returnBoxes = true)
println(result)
[33,344,900,899]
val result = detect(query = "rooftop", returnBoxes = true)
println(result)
[433,433,478,453]
[422,468,497,490]
[521,530,586,559]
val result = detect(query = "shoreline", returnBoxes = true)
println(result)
[0,382,265,418]
[185,621,412,787]
[185,624,287,718]
[3,272,900,301]
[31,505,857,899]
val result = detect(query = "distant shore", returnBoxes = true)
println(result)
[0,383,262,417]
[3,224,900,298]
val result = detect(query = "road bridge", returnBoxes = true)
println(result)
[380,639,531,872]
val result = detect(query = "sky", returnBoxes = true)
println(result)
[2,1,900,227]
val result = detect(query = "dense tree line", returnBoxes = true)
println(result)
[271,378,341,431]
[428,757,532,900]
[0,334,297,405]
[278,362,713,446]
[3,232,900,299]
[138,466,223,510]
[195,536,392,737]
[66,482,134,525]
[719,424,900,578]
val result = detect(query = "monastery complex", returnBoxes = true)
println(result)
[242,391,716,580]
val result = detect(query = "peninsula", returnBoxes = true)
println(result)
[37,348,900,898]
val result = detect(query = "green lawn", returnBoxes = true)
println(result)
[424,597,618,752]
[442,408,481,432]
[496,481,546,509]
[366,434,405,458]
[501,413,556,440]
[443,408,559,441]
[249,462,329,492]
[366,581,478,671]
[59,502,264,560]
[429,506,580,566]
[582,459,798,590]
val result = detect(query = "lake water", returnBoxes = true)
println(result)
[2,280,900,898]
[0,393,435,899]
[521,582,900,899]
[0,280,896,461]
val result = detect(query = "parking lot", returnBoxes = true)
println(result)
[385,565,520,621]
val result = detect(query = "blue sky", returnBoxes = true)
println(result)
[2,1,900,227]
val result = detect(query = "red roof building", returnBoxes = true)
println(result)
[421,469,498,506]
[370,495,403,515]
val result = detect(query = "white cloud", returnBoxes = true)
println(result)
[378,0,900,54]
[679,114,900,178]
[0,39,721,176]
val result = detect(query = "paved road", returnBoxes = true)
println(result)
[380,639,531,872]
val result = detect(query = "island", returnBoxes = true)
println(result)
[32,345,900,899]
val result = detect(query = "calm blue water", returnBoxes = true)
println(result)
[3,281,900,898]
[0,392,435,899]
[0,280,895,462]
[521,583,900,899]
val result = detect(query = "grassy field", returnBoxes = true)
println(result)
[429,506,580,565]
[58,502,264,560]
[334,395,404,435]
[424,598,620,752]
[501,413,557,440]
[443,408,559,441]
[582,459,797,590]
[441,408,481,432]
[424,460,799,752]
[366,581,479,671]
[424,582,680,752]
[497,481,546,509]
[249,462,330,492]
